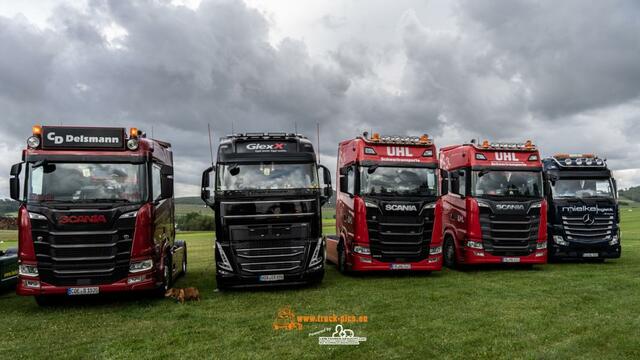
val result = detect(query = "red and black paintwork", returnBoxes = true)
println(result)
[327,135,443,273]
[439,142,547,266]
[10,126,187,303]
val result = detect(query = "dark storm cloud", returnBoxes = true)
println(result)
[1,0,640,196]
[458,0,640,118]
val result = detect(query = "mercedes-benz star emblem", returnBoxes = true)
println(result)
[582,213,595,225]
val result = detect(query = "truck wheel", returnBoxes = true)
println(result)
[181,248,187,276]
[155,255,173,298]
[444,237,457,269]
[337,243,348,274]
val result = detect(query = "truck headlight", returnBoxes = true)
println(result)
[127,139,139,150]
[536,241,547,250]
[353,245,370,255]
[27,136,40,149]
[129,259,153,273]
[553,235,569,246]
[19,264,39,277]
[429,246,442,255]
[609,235,619,246]
[466,240,483,249]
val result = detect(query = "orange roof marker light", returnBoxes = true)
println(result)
[482,140,490,148]
[419,134,430,144]
[129,127,139,139]
[525,140,533,149]
[32,125,42,136]
[371,132,380,142]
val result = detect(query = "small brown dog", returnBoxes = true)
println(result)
[165,287,201,304]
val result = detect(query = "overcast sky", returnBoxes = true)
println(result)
[1,0,640,197]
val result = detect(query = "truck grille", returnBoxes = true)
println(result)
[480,208,540,256]
[229,223,310,275]
[366,208,434,262]
[562,215,614,241]
[33,229,133,286]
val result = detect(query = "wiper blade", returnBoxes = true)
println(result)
[81,198,131,203]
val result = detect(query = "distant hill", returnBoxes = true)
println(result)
[619,186,640,202]
[0,199,19,217]
[174,196,203,205]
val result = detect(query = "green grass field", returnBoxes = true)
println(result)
[1,213,639,359]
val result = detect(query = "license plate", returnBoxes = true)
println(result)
[583,253,599,258]
[502,257,520,263]
[390,264,412,270]
[259,274,284,282]
[67,287,99,296]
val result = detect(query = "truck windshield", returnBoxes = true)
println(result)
[552,179,614,199]
[360,166,437,196]
[27,162,147,203]
[217,162,318,190]
[472,170,543,198]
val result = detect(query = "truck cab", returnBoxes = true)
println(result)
[201,133,332,289]
[440,140,547,266]
[543,154,621,260]
[10,125,186,305]
[326,133,443,272]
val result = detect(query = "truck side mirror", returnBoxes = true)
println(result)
[612,178,618,198]
[201,166,215,207]
[160,165,174,199]
[9,163,22,202]
[318,164,333,206]
[440,170,449,195]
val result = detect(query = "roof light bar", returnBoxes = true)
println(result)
[477,140,537,151]
[365,132,432,145]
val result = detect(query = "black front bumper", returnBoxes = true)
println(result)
[216,264,324,289]
[549,241,621,259]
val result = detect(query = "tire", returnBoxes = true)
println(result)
[216,277,231,291]
[181,248,187,276]
[443,237,457,269]
[155,255,172,298]
[337,243,348,274]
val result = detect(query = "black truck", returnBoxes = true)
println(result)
[0,248,18,290]
[543,154,621,260]
[201,133,332,289]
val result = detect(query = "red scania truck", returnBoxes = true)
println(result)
[326,133,443,272]
[439,140,547,267]
[9,125,186,305]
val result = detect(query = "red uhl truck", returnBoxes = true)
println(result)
[9,125,186,305]
[326,133,443,272]
[439,140,547,267]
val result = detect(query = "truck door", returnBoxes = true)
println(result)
[337,165,356,248]
[151,162,174,250]
[444,169,468,250]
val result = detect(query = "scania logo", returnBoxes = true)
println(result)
[582,213,595,225]
[246,143,285,150]
[385,204,418,212]
[496,204,526,211]
[59,215,108,224]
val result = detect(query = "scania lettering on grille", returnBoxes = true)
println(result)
[385,204,418,211]
[59,215,108,224]
[496,204,525,211]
